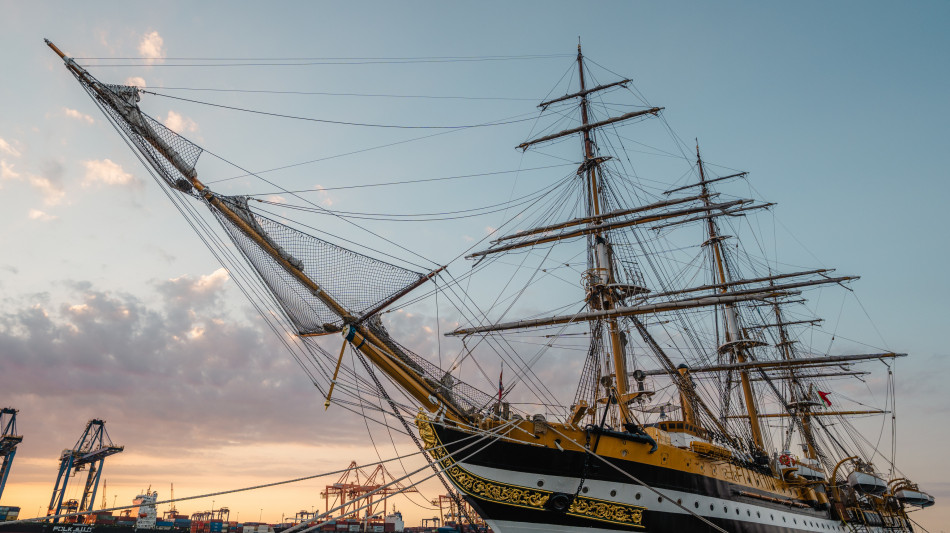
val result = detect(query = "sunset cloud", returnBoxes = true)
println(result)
[1,160,20,181]
[163,110,198,134]
[313,184,334,207]
[0,137,22,157]
[27,209,57,222]
[138,31,166,63]
[124,76,147,88]
[28,160,66,206]
[63,107,95,124]
[82,158,136,187]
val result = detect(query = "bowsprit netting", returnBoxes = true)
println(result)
[75,76,204,196]
[213,196,424,334]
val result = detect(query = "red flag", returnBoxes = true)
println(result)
[817,390,832,407]
[498,363,504,402]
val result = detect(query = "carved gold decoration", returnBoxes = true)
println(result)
[414,413,645,528]
[568,497,644,526]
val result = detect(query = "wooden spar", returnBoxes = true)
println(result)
[46,41,467,422]
[649,202,774,231]
[539,78,632,109]
[746,318,824,329]
[726,410,889,419]
[324,341,349,409]
[634,352,907,377]
[447,270,841,336]
[447,290,789,336]
[355,265,446,325]
[663,172,747,195]
[642,268,835,300]
[491,193,710,244]
[749,370,870,381]
[516,107,663,151]
[467,199,750,259]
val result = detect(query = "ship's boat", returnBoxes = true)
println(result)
[45,39,936,532]
[895,489,934,507]
[847,471,888,495]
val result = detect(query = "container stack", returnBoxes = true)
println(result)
[0,506,20,522]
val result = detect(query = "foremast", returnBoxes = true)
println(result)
[576,44,635,426]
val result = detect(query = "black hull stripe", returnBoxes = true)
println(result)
[435,425,832,521]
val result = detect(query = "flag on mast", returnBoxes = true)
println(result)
[498,362,504,402]
[817,390,832,407]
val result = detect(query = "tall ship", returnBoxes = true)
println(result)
[44,39,935,532]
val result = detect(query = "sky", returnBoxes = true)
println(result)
[1,1,948,531]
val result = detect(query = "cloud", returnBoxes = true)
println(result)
[154,268,230,313]
[28,160,66,206]
[163,110,198,134]
[63,107,95,124]
[1,160,20,181]
[0,137,22,157]
[138,31,166,63]
[82,158,137,188]
[124,76,147,88]
[0,276,366,462]
[27,209,57,222]
[313,184,334,207]
[265,195,287,204]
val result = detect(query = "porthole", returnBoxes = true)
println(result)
[709,504,714,511]
[694,502,699,509]
[537,480,544,487]
[582,486,589,494]
[635,493,641,500]
[658,497,663,503]
[757,511,760,518]
[677,499,682,505]
[609,490,616,497]
[747,510,750,516]
[723,506,727,513]
[735,508,740,515]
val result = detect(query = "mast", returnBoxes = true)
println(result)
[771,298,821,460]
[695,143,766,451]
[577,43,633,425]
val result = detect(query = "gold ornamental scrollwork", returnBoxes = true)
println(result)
[414,413,646,528]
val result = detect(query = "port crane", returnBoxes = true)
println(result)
[432,492,488,531]
[0,408,23,503]
[47,419,124,522]
[320,461,418,520]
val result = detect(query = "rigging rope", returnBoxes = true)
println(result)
[142,90,539,129]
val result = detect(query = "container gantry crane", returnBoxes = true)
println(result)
[47,419,123,522]
[0,408,23,503]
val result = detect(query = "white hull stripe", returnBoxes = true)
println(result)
[460,460,849,532]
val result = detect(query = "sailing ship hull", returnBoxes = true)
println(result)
[427,423,903,532]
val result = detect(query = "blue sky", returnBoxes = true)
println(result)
[1,2,948,530]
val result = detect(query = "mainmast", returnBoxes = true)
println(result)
[771,298,821,460]
[576,44,635,425]
[695,144,766,452]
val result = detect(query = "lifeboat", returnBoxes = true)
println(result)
[848,471,887,494]
[895,489,935,507]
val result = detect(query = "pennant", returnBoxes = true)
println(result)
[817,390,832,407]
